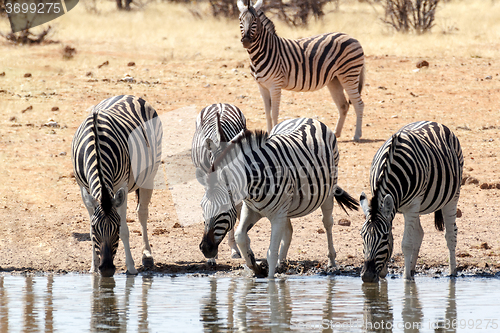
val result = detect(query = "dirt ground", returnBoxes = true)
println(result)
[1,6,499,278]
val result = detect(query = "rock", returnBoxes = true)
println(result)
[173,222,182,228]
[480,183,489,189]
[456,208,462,218]
[127,62,135,66]
[338,219,351,227]
[21,105,33,113]
[24,73,32,78]
[317,228,325,234]
[51,106,59,111]
[98,61,109,69]
[416,60,429,68]
[480,242,491,250]
[63,45,77,59]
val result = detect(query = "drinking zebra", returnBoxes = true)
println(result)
[360,121,463,282]
[72,95,163,277]
[198,117,359,278]
[237,0,365,141]
[192,103,246,262]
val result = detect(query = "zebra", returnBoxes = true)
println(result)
[359,121,463,282]
[237,0,365,141]
[192,103,246,262]
[72,95,163,277]
[198,117,359,278]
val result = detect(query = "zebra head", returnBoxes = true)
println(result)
[359,192,395,283]
[198,166,239,258]
[82,184,126,277]
[237,0,263,49]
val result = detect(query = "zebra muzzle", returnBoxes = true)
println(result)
[99,243,116,277]
[361,260,379,283]
[241,37,251,49]
[199,229,219,259]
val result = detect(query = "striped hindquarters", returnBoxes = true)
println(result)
[370,121,463,215]
[246,118,340,218]
[191,103,247,173]
[72,95,163,198]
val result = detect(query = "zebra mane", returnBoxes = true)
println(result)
[370,133,400,221]
[92,110,113,214]
[210,129,268,173]
[257,10,276,35]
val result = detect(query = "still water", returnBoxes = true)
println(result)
[0,273,499,332]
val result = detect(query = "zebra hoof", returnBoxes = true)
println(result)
[142,256,154,268]
[231,249,242,259]
[126,269,139,275]
[353,136,361,142]
[253,260,269,278]
[207,259,216,267]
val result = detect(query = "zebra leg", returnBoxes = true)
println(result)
[442,200,459,276]
[267,215,288,279]
[401,205,422,280]
[341,78,364,142]
[321,195,337,267]
[137,187,154,268]
[80,186,99,273]
[327,78,349,139]
[278,218,293,266]
[270,87,282,131]
[116,186,138,275]
[228,202,243,259]
[235,204,263,276]
[258,85,273,133]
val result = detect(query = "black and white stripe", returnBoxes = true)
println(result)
[238,0,365,141]
[360,121,463,282]
[72,95,162,276]
[192,103,246,261]
[198,117,358,278]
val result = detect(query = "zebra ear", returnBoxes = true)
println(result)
[253,0,263,11]
[237,0,246,12]
[205,138,219,153]
[112,184,127,208]
[81,186,98,211]
[360,192,370,217]
[381,194,394,218]
[196,168,208,187]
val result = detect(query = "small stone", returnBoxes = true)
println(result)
[24,73,32,78]
[317,228,325,234]
[480,183,489,189]
[127,62,135,66]
[173,222,182,228]
[416,60,429,68]
[456,208,462,218]
[338,219,351,227]
[51,106,59,111]
[480,242,491,250]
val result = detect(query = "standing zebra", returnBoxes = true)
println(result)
[198,118,358,278]
[192,103,246,261]
[360,121,463,282]
[72,95,163,277]
[237,0,365,141]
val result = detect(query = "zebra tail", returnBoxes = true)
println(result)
[434,209,445,231]
[334,186,359,215]
[358,64,366,96]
